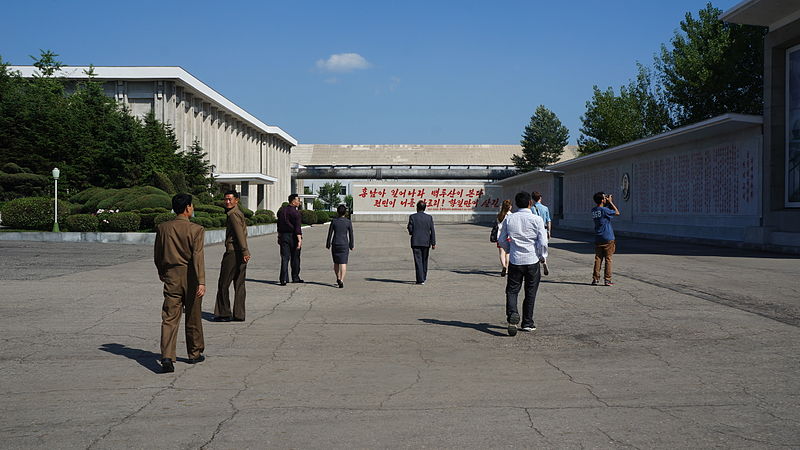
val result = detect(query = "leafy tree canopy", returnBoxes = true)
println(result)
[512,105,569,172]
[317,181,344,210]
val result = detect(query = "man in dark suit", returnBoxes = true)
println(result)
[154,194,206,373]
[407,200,436,285]
[276,193,303,285]
[214,190,250,322]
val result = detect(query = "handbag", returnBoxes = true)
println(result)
[489,222,499,242]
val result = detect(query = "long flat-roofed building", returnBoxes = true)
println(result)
[11,66,297,212]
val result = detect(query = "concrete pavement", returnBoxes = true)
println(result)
[0,222,798,448]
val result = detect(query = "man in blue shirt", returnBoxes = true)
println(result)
[591,192,620,286]
[532,191,552,275]
[498,191,548,336]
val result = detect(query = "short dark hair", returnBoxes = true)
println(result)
[532,191,542,202]
[224,190,239,198]
[337,204,347,217]
[288,193,299,203]
[514,191,531,209]
[593,192,605,204]
[172,193,193,214]
[416,200,426,212]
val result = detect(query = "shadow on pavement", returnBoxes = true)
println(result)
[450,269,498,277]
[419,318,507,337]
[541,279,593,286]
[365,277,417,284]
[99,343,162,374]
[245,278,283,285]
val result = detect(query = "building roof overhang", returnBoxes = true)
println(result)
[9,65,298,146]
[720,0,800,30]
[213,173,278,184]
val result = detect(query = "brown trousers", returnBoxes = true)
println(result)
[593,240,616,282]
[215,251,247,320]
[161,266,204,361]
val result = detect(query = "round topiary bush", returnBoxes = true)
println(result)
[70,187,107,205]
[138,212,161,231]
[256,209,276,222]
[315,210,328,224]
[300,209,317,225]
[135,207,169,214]
[213,215,227,227]
[64,214,99,232]
[83,188,118,212]
[154,212,176,227]
[122,194,171,211]
[0,197,72,230]
[195,204,225,214]
[99,212,141,232]
[239,205,254,218]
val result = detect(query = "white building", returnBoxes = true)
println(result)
[11,66,297,212]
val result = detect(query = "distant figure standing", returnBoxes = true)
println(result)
[407,200,436,285]
[154,194,206,373]
[214,190,250,322]
[277,194,304,285]
[531,191,552,276]
[498,191,548,336]
[326,204,355,288]
[495,199,512,277]
[591,192,620,286]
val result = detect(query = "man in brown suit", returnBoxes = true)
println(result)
[154,193,206,373]
[214,190,251,322]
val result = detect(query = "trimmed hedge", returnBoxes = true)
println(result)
[190,217,215,228]
[138,212,160,230]
[64,214,99,232]
[154,212,177,227]
[315,210,328,224]
[195,204,225,214]
[255,209,276,222]
[95,186,170,211]
[0,197,71,230]
[123,194,171,211]
[300,209,317,225]
[135,207,169,214]
[239,205,254,218]
[99,212,141,232]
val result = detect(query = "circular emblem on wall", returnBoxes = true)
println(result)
[621,173,631,201]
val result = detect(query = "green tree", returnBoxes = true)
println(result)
[512,105,569,172]
[317,181,343,210]
[657,2,767,126]
[578,64,672,155]
[180,139,216,202]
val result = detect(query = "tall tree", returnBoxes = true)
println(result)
[578,64,672,155]
[512,105,569,172]
[181,139,216,202]
[657,2,767,126]
[317,181,344,210]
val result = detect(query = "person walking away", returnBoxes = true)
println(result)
[532,191,552,275]
[154,193,206,373]
[498,191,548,336]
[326,204,355,288]
[495,199,512,277]
[277,194,303,285]
[214,190,250,322]
[407,200,436,285]
[591,192,620,286]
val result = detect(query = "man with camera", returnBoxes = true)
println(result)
[591,192,620,286]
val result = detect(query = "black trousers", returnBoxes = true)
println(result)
[279,232,301,283]
[505,262,541,327]
[412,246,430,283]
[215,251,247,320]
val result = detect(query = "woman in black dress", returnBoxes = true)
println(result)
[325,204,354,288]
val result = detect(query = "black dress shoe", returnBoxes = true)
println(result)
[337,279,344,288]
[213,316,231,322]
[292,279,305,283]
[187,354,205,364]
[280,282,287,286]
[161,359,174,373]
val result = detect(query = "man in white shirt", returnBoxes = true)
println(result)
[498,191,549,336]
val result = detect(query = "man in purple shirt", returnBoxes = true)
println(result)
[277,194,303,285]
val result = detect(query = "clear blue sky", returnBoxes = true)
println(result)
[2,0,741,145]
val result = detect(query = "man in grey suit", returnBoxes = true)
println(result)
[407,201,436,285]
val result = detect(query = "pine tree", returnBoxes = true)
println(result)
[512,105,569,172]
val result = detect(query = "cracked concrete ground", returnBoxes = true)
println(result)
[1,223,799,449]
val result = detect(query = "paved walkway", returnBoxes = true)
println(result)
[1,223,798,448]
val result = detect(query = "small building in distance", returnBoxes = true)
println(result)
[11,66,297,212]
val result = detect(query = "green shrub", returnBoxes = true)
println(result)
[135,207,169,214]
[315,210,328,224]
[0,197,71,230]
[190,217,215,228]
[255,209,276,222]
[138,212,161,230]
[154,212,176,227]
[195,204,225,214]
[123,194,171,211]
[239,205,254,218]
[64,214,99,232]
[70,187,106,205]
[1,162,25,174]
[214,215,227,227]
[253,214,270,224]
[194,210,210,218]
[0,172,49,200]
[99,212,141,232]
[300,209,317,225]
[83,188,118,212]
[152,172,175,194]
[245,217,255,226]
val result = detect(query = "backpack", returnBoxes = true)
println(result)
[489,222,499,243]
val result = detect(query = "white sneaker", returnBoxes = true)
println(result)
[521,325,536,332]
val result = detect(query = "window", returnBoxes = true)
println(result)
[786,44,800,207]
[304,186,311,195]
[340,185,347,195]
